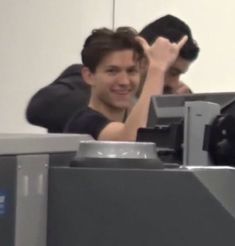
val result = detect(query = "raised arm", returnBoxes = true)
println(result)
[98,36,188,141]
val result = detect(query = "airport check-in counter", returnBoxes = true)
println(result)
[1,133,235,246]
[46,93,235,246]
[0,133,92,246]
[48,161,235,246]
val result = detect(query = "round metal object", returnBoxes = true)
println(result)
[75,140,158,159]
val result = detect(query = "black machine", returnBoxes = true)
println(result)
[138,92,235,166]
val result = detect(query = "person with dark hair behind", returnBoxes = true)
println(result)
[138,14,199,96]
[26,14,199,133]
[26,64,90,132]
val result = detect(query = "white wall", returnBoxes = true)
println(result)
[0,0,113,133]
[1,0,235,133]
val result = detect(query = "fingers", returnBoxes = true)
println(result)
[136,35,188,52]
[177,35,188,49]
[135,36,150,51]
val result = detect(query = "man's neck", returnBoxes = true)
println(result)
[88,101,126,122]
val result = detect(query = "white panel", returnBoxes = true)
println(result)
[0,0,113,133]
[115,0,235,93]
[15,154,49,246]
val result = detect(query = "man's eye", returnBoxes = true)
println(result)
[106,69,117,75]
[128,68,138,74]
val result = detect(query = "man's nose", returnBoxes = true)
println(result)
[172,75,180,83]
[118,72,130,85]
[166,75,180,86]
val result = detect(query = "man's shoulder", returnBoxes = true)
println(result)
[51,64,88,90]
[57,64,82,79]
[71,107,108,122]
[64,107,111,139]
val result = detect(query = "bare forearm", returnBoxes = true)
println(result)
[98,36,188,141]
[98,65,165,141]
[122,65,165,139]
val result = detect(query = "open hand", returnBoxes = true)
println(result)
[136,35,188,71]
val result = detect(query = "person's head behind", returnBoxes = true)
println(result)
[139,14,200,94]
[81,27,145,112]
[139,14,199,61]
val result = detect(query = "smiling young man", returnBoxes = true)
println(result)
[26,15,199,133]
[64,27,187,141]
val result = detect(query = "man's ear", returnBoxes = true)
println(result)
[81,66,95,86]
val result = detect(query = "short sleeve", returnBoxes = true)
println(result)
[64,108,110,139]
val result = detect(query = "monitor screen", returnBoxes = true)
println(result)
[147,92,235,127]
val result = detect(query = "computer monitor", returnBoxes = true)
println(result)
[147,92,235,127]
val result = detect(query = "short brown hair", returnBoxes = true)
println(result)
[81,27,144,72]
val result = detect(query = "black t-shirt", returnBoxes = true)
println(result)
[64,107,111,139]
